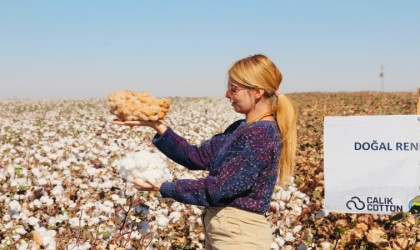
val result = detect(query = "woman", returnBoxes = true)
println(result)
[113,54,298,249]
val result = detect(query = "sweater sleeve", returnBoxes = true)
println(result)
[159,126,272,207]
[152,127,217,171]
[152,121,243,171]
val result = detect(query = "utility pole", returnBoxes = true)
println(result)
[379,64,385,92]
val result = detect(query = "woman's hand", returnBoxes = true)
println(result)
[131,179,162,191]
[112,119,157,127]
[112,119,167,135]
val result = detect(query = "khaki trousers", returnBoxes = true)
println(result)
[203,207,272,250]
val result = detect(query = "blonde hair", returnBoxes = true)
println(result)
[228,54,298,187]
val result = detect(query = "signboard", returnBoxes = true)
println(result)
[324,115,420,214]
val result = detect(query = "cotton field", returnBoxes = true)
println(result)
[0,97,310,250]
[1,92,418,250]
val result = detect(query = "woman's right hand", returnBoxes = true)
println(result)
[112,119,167,135]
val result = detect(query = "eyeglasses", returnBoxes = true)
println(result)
[226,84,249,97]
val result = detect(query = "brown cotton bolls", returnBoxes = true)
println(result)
[108,90,170,121]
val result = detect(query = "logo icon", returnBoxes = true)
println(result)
[408,195,420,215]
[346,196,365,210]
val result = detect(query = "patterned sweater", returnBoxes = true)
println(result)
[153,119,281,213]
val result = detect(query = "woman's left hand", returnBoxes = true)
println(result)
[131,179,162,191]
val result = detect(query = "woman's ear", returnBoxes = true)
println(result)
[255,88,265,99]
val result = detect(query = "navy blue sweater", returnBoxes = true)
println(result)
[154,119,281,213]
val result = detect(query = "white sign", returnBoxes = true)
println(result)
[324,115,420,214]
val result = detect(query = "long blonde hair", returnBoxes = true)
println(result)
[228,54,298,187]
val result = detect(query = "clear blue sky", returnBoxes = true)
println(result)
[1,0,419,99]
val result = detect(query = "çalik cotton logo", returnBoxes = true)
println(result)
[346,196,403,212]
[408,196,420,215]
[346,197,365,210]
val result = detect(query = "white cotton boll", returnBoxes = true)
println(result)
[5,221,14,229]
[284,232,295,242]
[12,213,22,220]
[155,208,168,215]
[31,168,42,178]
[10,178,28,187]
[100,158,109,165]
[28,217,40,227]
[63,169,71,176]
[88,181,98,188]
[68,202,77,209]
[109,144,120,152]
[133,153,150,170]
[171,201,185,211]
[66,243,78,250]
[292,225,303,234]
[116,198,126,205]
[88,217,100,226]
[45,198,54,206]
[69,218,85,228]
[121,157,137,170]
[12,234,21,241]
[14,226,27,235]
[270,242,280,250]
[116,151,172,184]
[192,206,203,216]
[101,180,114,189]
[0,195,8,202]
[16,240,29,250]
[320,242,331,250]
[99,205,111,214]
[130,231,142,240]
[51,185,64,197]
[142,170,162,185]
[14,194,25,201]
[156,214,170,230]
[275,236,285,246]
[188,216,197,225]
[293,206,302,215]
[49,153,58,161]
[57,214,69,223]
[110,194,120,201]
[34,226,57,248]
[6,166,16,178]
[59,197,70,205]
[40,196,53,206]
[48,217,58,227]
[195,217,203,226]
[168,211,181,223]
[50,179,62,186]
[86,167,97,176]
[296,191,309,199]
[3,182,10,190]
[280,191,292,201]
[103,200,114,207]
[81,242,92,250]
[74,178,83,186]
[37,178,48,186]
[9,200,22,211]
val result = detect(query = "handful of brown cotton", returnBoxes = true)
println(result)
[108,90,170,121]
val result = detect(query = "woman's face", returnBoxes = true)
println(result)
[225,77,257,114]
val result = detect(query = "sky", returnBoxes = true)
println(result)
[0,0,419,99]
